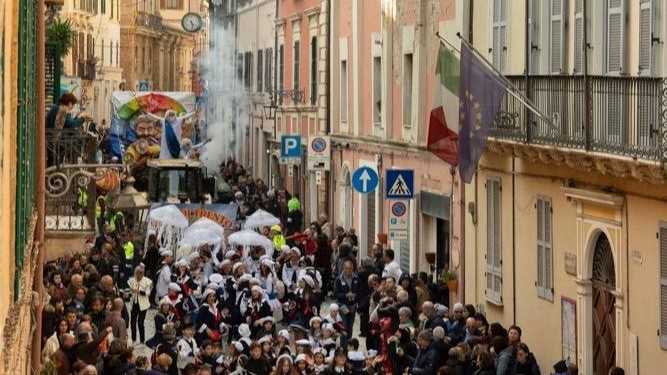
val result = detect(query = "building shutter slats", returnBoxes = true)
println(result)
[550,0,564,74]
[639,0,653,74]
[574,0,584,73]
[607,0,625,74]
[486,179,502,303]
[492,0,507,72]
[529,0,541,73]
[660,226,667,348]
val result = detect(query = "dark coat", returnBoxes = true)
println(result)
[512,353,541,375]
[244,357,272,375]
[411,343,438,375]
[334,273,361,309]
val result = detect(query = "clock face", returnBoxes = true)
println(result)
[182,12,203,33]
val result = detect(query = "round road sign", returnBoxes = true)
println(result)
[311,137,327,153]
[391,201,407,217]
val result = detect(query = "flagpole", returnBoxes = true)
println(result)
[435,32,559,132]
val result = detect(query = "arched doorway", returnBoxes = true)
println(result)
[592,233,616,375]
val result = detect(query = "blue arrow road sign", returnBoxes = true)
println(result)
[281,135,302,158]
[352,166,379,194]
[386,169,414,199]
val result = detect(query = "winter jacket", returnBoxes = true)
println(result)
[496,347,516,375]
[511,353,541,375]
[411,343,438,375]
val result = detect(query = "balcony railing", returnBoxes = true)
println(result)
[135,12,164,31]
[47,128,97,166]
[491,75,665,161]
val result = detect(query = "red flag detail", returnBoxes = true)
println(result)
[427,106,459,166]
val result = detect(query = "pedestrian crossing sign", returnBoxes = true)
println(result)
[385,169,414,199]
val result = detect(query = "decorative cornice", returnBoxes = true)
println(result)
[561,187,625,208]
[304,7,320,18]
[486,138,667,185]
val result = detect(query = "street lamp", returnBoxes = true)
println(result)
[108,176,151,236]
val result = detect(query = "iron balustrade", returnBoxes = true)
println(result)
[490,75,665,161]
[46,128,97,167]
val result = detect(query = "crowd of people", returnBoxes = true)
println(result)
[41,160,620,375]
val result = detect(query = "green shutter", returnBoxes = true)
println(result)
[15,0,38,297]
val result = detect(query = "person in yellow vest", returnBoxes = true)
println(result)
[121,230,135,288]
[271,224,286,255]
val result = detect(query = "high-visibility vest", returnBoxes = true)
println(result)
[123,241,135,260]
[77,187,88,208]
[108,211,124,233]
[95,196,106,219]
[273,234,286,250]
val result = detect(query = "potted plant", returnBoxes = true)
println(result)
[46,19,76,59]
[441,269,458,292]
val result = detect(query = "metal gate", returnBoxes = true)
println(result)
[592,234,616,375]
[15,0,38,292]
[45,43,62,109]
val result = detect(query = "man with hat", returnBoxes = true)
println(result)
[156,249,174,304]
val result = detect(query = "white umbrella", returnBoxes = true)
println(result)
[181,228,223,247]
[187,217,225,238]
[145,205,189,255]
[147,205,189,228]
[228,229,274,257]
[243,209,281,230]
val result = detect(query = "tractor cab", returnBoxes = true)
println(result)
[146,159,214,203]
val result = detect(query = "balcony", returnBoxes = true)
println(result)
[77,59,97,81]
[491,75,665,162]
[135,12,164,31]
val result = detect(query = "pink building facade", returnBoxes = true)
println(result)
[274,0,329,224]
[329,0,464,282]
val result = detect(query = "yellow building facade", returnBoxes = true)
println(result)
[464,1,667,374]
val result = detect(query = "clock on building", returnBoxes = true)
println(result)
[181,12,203,33]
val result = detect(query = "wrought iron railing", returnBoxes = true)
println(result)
[490,75,665,161]
[46,128,97,166]
[135,12,164,31]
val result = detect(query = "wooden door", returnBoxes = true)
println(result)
[592,234,616,375]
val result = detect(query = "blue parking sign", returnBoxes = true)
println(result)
[281,135,302,159]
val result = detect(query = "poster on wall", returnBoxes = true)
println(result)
[561,297,577,366]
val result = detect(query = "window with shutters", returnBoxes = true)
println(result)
[574,0,585,74]
[279,45,284,104]
[606,0,625,74]
[265,48,273,93]
[257,49,263,93]
[403,53,413,128]
[293,41,300,92]
[486,178,502,304]
[528,0,541,74]
[537,198,554,301]
[638,0,655,75]
[492,0,507,72]
[550,0,566,73]
[244,52,253,90]
[310,37,317,105]
[340,60,348,123]
[373,56,382,125]
[660,224,667,349]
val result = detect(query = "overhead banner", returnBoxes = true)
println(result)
[149,203,238,229]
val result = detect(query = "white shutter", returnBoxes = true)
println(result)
[492,0,507,72]
[639,0,654,75]
[529,0,541,73]
[537,199,553,300]
[550,0,565,73]
[486,179,502,304]
[574,0,585,73]
[606,0,625,74]
[660,225,667,349]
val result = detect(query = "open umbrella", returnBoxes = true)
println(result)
[145,205,189,255]
[181,228,224,248]
[244,209,281,230]
[187,217,225,238]
[228,229,274,257]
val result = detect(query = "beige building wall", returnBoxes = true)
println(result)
[465,1,667,374]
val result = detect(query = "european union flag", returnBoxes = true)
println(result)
[458,43,506,183]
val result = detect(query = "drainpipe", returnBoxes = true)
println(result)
[512,156,517,326]
[32,0,47,371]
[326,0,332,220]
[583,0,590,150]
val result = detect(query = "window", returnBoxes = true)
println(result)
[340,60,348,123]
[486,178,502,304]
[93,0,98,14]
[606,0,625,74]
[573,0,584,73]
[660,223,667,349]
[237,53,244,82]
[279,45,284,104]
[101,39,105,65]
[550,0,565,73]
[257,49,264,93]
[293,41,300,93]
[245,52,253,90]
[310,36,317,105]
[109,41,113,66]
[116,42,119,67]
[537,198,553,300]
[403,53,413,128]
[528,0,541,73]
[639,0,655,75]
[101,0,105,14]
[373,56,382,125]
[165,0,181,9]
[492,0,507,71]
[265,48,273,93]
[111,0,113,18]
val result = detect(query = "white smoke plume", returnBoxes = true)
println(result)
[200,7,249,173]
